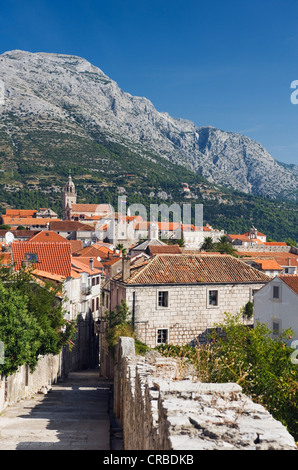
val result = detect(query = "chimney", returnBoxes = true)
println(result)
[89,257,94,271]
[122,255,131,282]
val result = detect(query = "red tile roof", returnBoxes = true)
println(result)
[279,275,298,295]
[0,230,40,238]
[243,231,266,237]
[28,231,69,243]
[74,245,112,259]
[0,252,11,266]
[264,242,287,246]
[70,240,83,254]
[49,221,94,231]
[238,252,298,268]
[5,209,37,218]
[11,241,72,277]
[71,257,102,275]
[114,254,270,285]
[254,259,283,271]
[71,204,112,213]
[2,216,59,226]
[148,245,182,255]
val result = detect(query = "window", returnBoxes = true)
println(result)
[25,253,38,263]
[158,291,169,307]
[273,285,280,299]
[272,321,281,336]
[208,290,218,306]
[157,329,168,345]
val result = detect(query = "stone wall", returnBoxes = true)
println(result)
[113,337,297,450]
[0,353,62,412]
[236,245,292,253]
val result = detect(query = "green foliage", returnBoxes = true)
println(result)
[105,300,149,356]
[0,268,77,376]
[286,238,297,247]
[0,281,42,376]
[201,236,237,255]
[243,301,254,319]
[105,300,133,354]
[157,313,298,440]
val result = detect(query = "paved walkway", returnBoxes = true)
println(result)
[0,369,112,450]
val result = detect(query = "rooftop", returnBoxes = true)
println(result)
[49,220,94,232]
[71,203,112,213]
[28,230,69,243]
[11,241,72,277]
[279,275,298,295]
[114,254,270,285]
[254,259,283,271]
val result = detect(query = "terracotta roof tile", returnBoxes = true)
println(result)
[148,245,182,255]
[279,275,298,295]
[49,220,94,231]
[254,260,283,271]
[11,241,72,277]
[238,252,298,268]
[28,231,69,243]
[71,258,102,275]
[2,216,60,226]
[74,245,113,259]
[5,209,37,217]
[114,254,270,285]
[264,242,287,246]
[71,203,112,213]
[70,240,83,254]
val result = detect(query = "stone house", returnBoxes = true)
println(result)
[254,274,298,343]
[109,253,269,348]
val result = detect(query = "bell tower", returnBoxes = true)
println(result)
[63,173,77,220]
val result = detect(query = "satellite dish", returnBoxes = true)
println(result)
[97,257,101,262]
[5,232,15,245]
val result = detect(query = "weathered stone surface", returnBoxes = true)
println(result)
[114,339,297,451]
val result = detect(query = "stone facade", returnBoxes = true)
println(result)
[113,337,297,450]
[110,281,264,348]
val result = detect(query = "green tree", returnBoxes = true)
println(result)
[0,268,77,376]
[201,237,214,251]
[0,281,42,376]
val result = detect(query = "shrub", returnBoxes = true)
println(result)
[158,313,298,441]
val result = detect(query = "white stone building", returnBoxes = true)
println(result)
[254,275,298,343]
[109,254,269,348]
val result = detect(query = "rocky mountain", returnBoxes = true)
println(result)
[0,49,297,201]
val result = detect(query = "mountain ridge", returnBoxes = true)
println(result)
[0,49,297,202]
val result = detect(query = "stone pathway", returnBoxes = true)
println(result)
[0,369,112,450]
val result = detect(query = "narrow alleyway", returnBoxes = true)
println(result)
[0,369,113,450]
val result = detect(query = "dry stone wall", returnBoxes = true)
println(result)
[114,337,297,451]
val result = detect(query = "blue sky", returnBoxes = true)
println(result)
[0,0,297,165]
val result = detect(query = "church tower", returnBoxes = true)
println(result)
[63,173,77,220]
